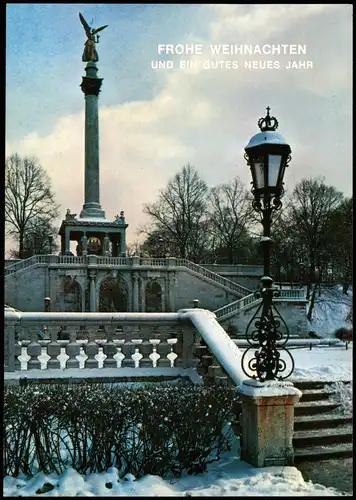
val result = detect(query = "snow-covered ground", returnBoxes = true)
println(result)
[290,345,352,382]
[307,285,352,338]
[4,440,347,497]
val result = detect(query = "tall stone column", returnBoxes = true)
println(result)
[140,274,146,312]
[80,62,105,218]
[89,271,96,312]
[64,227,71,255]
[132,272,139,312]
[120,230,126,256]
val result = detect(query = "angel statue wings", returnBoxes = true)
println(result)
[79,13,108,62]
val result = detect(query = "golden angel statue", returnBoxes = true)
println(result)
[79,13,108,62]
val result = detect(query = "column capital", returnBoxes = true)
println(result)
[89,270,96,280]
[81,76,103,96]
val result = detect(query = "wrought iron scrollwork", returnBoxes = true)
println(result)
[241,287,295,381]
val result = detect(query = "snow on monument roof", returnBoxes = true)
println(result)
[246,131,288,148]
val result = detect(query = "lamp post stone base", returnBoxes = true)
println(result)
[237,380,302,468]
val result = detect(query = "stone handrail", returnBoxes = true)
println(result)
[200,264,264,276]
[4,310,246,388]
[214,288,307,321]
[5,255,51,276]
[5,255,253,297]
[175,259,252,296]
[58,255,86,265]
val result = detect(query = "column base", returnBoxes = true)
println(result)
[237,380,302,468]
[80,204,106,218]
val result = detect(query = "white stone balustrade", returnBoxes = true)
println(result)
[4,310,247,389]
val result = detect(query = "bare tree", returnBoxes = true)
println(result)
[207,176,255,264]
[285,177,344,298]
[142,164,208,261]
[126,240,143,257]
[5,154,60,258]
[9,217,59,259]
[327,197,352,293]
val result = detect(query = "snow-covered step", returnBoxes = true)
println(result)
[299,389,335,402]
[294,401,341,416]
[291,380,351,391]
[294,414,352,431]
[294,443,353,462]
[293,426,353,448]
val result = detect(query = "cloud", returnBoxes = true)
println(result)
[6,4,352,256]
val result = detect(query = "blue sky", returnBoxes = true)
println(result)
[6,4,352,253]
[6,4,207,141]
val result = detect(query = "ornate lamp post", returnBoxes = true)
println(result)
[241,107,294,381]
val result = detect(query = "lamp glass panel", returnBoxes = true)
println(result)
[268,155,282,187]
[254,162,265,189]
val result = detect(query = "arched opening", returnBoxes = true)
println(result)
[99,277,128,312]
[145,280,162,312]
[63,276,81,312]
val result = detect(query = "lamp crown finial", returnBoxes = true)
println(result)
[258,106,279,132]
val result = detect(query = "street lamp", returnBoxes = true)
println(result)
[241,107,294,381]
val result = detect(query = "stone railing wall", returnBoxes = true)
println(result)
[214,288,306,321]
[200,264,264,276]
[5,255,50,276]
[4,310,246,390]
[5,255,253,299]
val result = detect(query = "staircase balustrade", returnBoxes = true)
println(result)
[5,310,246,390]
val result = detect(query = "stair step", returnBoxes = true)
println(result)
[294,402,341,416]
[299,389,334,402]
[291,380,351,391]
[294,414,353,431]
[294,443,353,462]
[293,426,353,448]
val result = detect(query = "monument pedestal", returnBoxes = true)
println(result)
[237,379,302,467]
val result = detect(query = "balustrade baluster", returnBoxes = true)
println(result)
[26,324,42,370]
[14,343,22,371]
[65,324,81,369]
[156,331,171,367]
[172,329,183,367]
[120,327,135,367]
[84,325,99,368]
[13,321,22,371]
[138,326,154,367]
[103,325,118,368]
[47,325,61,369]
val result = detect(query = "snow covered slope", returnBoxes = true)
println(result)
[307,285,352,339]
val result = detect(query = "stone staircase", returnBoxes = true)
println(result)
[292,380,353,462]
[229,379,352,462]
[5,255,252,299]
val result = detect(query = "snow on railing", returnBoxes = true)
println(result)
[200,264,264,276]
[181,309,246,386]
[5,309,246,387]
[214,293,259,319]
[176,259,252,296]
[214,288,306,320]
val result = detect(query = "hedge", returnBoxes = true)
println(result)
[4,383,239,479]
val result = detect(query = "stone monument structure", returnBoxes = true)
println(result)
[58,14,127,257]
[4,14,308,328]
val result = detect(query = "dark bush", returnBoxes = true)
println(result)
[4,383,239,479]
